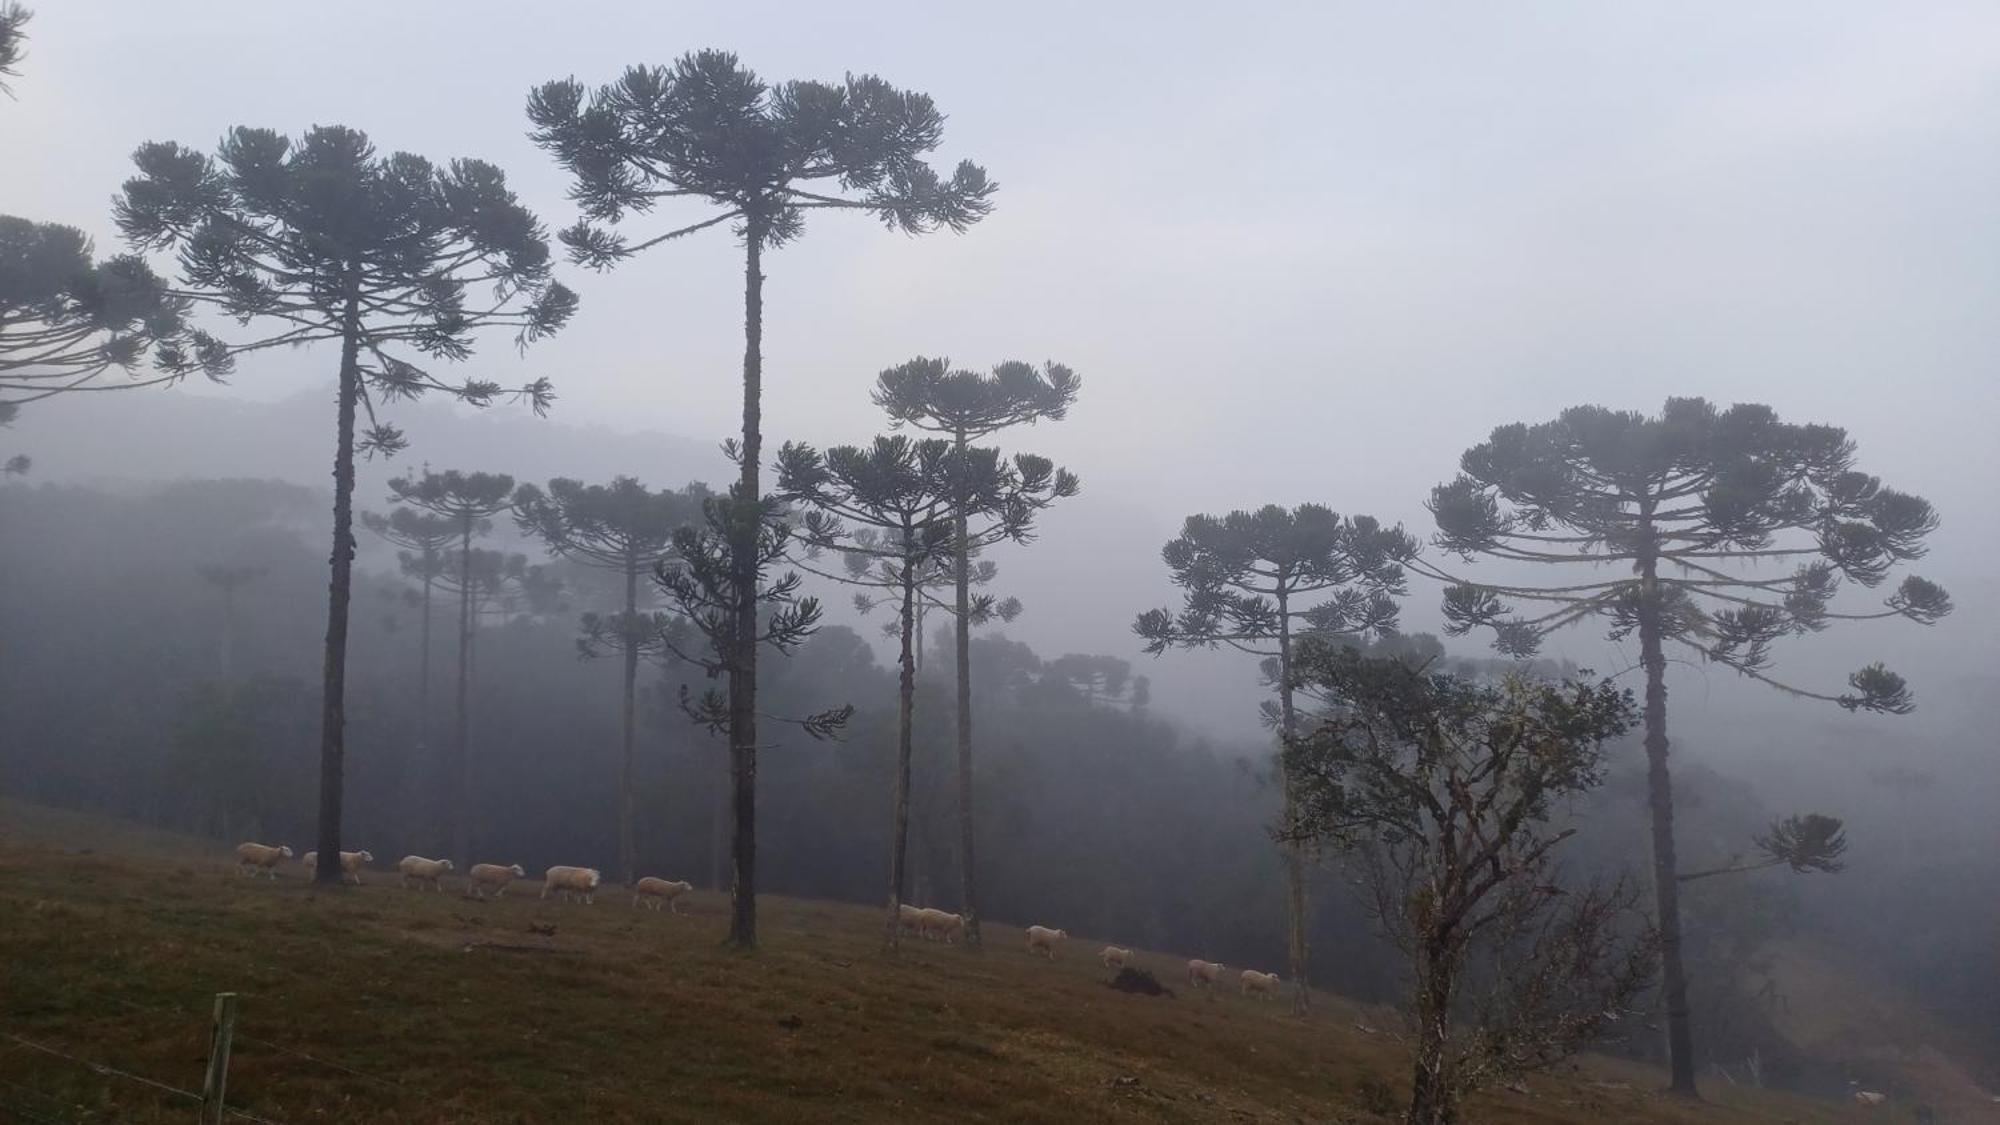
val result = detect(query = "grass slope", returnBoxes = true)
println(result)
[0,803,1871,1124]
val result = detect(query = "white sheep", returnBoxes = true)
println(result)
[1239,969,1281,999]
[898,902,926,937]
[234,842,293,879]
[542,865,602,904]
[633,877,694,913]
[1186,959,1226,988]
[397,855,455,892]
[468,863,527,898]
[1100,945,1132,971]
[302,849,374,885]
[919,908,965,944]
[1853,1091,1888,1107]
[1024,925,1068,960]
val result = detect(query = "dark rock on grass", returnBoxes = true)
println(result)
[1107,966,1174,997]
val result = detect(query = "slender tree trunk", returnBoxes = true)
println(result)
[1275,587,1311,1016]
[885,543,918,952]
[951,430,982,947]
[619,560,640,885]
[218,586,236,683]
[1406,941,1460,1125]
[453,520,473,869]
[726,225,765,950]
[417,557,433,755]
[1638,543,1698,1096]
[312,296,362,886]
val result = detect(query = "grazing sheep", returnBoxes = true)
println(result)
[1186,959,1226,988]
[1239,969,1281,999]
[468,863,527,898]
[1853,1091,1887,1107]
[1100,945,1132,971]
[397,855,455,892]
[234,842,293,879]
[1024,925,1068,960]
[634,877,694,913]
[542,865,602,904]
[898,902,926,937]
[302,850,374,885]
[919,908,965,944]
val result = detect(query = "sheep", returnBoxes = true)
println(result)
[1024,925,1068,960]
[919,908,965,944]
[397,855,455,892]
[1100,945,1132,971]
[1239,969,1281,999]
[234,842,293,879]
[898,902,926,937]
[542,865,602,904]
[1853,1091,1888,1107]
[301,849,374,885]
[468,863,527,898]
[1186,959,1227,988]
[634,877,694,913]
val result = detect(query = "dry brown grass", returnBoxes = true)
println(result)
[0,802,1875,1123]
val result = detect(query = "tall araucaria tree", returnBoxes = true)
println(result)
[515,475,705,884]
[1135,505,1417,1014]
[872,357,1077,946]
[779,434,1076,952]
[117,126,574,885]
[529,52,994,948]
[362,504,458,754]
[385,469,519,867]
[1416,398,1951,1094]
[197,564,263,682]
[0,3,30,95]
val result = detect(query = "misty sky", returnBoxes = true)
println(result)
[9,2,1997,742]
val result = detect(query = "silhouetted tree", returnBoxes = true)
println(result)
[873,356,1078,945]
[0,4,30,94]
[1281,638,1655,1125]
[1420,398,1951,1092]
[781,434,1074,950]
[1679,813,1849,882]
[387,469,518,867]
[362,504,456,751]
[529,52,993,948]
[1136,505,1416,1014]
[514,476,704,883]
[118,126,574,884]
[197,564,263,681]
[2,215,227,419]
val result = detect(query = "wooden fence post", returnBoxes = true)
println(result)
[199,992,238,1125]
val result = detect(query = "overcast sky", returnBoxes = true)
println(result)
[9,1,1997,741]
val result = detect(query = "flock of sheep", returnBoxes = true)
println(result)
[232,842,692,910]
[236,841,1282,997]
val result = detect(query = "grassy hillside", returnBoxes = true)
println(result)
[0,802,1880,1124]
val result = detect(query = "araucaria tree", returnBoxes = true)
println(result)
[1135,505,1416,1014]
[529,52,994,948]
[0,3,30,94]
[1419,398,1951,1092]
[1281,638,1657,1125]
[2,214,228,422]
[872,357,1078,946]
[196,564,263,682]
[117,127,574,884]
[515,476,704,883]
[386,469,519,868]
[362,505,458,753]
[780,435,1075,951]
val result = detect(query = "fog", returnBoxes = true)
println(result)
[4,1,1998,1114]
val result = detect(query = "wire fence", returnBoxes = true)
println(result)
[1,974,413,1123]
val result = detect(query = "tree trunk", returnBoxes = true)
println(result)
[417,556,433,755]
[952,430,982,947]
[619,561,640,886]
[726,226,765,950]
[1405,942,1460,1125]
[885,543,918,952]
[1275,587,1311,1016]
[1638,545,1698,1096]
[312,297,362,886]
[452,519,474,869]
